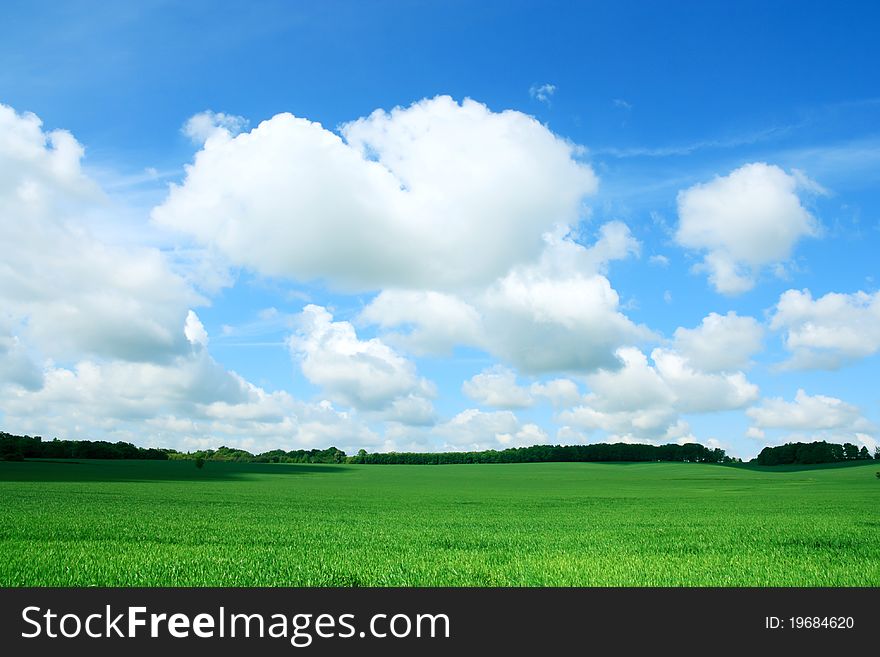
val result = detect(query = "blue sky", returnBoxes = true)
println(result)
[0,0,878,458]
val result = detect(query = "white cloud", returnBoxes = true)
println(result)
[479,225,651,373]
[288,305,435,418]
[770,288,880,369]
[649,254,669,267]
[432,408,547,451]
[359,290,483,355]
[746,389,875,448]
[555,425,591,445]
[462,367,583,410]
[497,423,549,448]
[529,83,556,104]
[4,352,237,426]
[0,104,92,197]
[530,378,582,408]
[462,366,533,409]
[557,346,758,443]
[745,427,765,440]
[359,222,650,374]
[182,110,248,144]
[585,348,672,412]
[579,220,642,271]
[184,310,209,347]
[286,401,382,452]
[675,162,821,294]
[433,408,518,450]
[650,348,759,413]
[381,395,437,427]
[559,403,693,445]
[1,351,382,454]
[377,423,437,453]
[0,103,201,365]
[484,282,637,374]
[747,389,873,432]
[672,311,764,372]
[154,96,598,291]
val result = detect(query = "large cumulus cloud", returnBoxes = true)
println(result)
[153,96,599,291]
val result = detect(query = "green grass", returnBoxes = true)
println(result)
[1,459,878,586]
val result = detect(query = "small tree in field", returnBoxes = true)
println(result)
[195,456,205,469]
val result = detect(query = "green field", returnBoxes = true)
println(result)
[1,459,878,586]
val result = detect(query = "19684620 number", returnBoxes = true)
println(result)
[789,617,854,629]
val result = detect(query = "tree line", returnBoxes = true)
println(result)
[3,430,877,466]
[169,445,348,464]
[753,440,876,465]
[349,442,733,464]
[0,432,172,461]
[0,433,347,464]
[2,432,730,464]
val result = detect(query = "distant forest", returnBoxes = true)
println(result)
[753,440,875,465]
[348,442,731,464]
[1,431,877,465]
[0,432,346,464]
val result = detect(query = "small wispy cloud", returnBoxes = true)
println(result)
[649,254,670,267]
[595,123,799,158]
[529,83,556,105]
[183,110,249,144]
[612,98,632,110]
[216,307,298,343]
[97,166,182,191]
